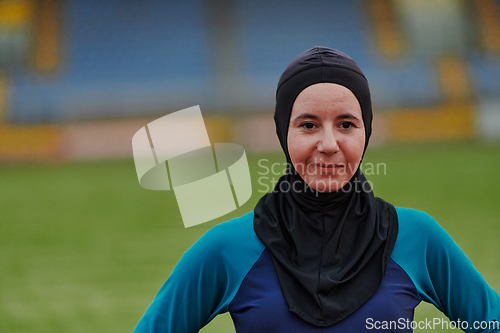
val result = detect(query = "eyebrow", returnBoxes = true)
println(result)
[293,113,319,121]
[292,113,361,122]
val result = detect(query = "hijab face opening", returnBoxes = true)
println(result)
[274,48,373,167]
[253,46,399,327]
[287,83,365,193]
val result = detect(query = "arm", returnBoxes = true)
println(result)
[133,212,264,333]
[392,207,500,333]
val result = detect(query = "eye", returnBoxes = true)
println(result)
[340,121,354,130]
[299,122,316,130]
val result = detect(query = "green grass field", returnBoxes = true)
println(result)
[1,141,499,332]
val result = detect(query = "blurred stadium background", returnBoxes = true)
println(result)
[1,0,499,332]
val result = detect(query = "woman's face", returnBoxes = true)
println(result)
[287,83,365,192]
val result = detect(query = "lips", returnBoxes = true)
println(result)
[313,163,344,169]
[316,164,338,168]
[308,163,345,174]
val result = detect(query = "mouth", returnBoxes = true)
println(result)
[313,163,343,168]
[308,163,345,174]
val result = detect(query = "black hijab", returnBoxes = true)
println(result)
[253,47,399,327]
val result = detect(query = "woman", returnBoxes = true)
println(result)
[133,47,500,332]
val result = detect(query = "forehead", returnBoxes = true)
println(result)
[290,83,362,118]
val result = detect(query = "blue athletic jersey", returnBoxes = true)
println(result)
[133,208,500,332]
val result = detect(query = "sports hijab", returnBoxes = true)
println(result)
[253,47,399,327]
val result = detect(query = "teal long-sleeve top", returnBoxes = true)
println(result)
[133,207,500,332]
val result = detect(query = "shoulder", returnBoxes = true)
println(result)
[395,206,437,229]
[201,211,258,244]
[391,209,500,321]
[133,212,266,331]
[195,211,264,252]
[182,211,265,272]
[391,206,465,298]
[394,206,449,246]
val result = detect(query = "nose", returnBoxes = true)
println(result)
[316,128,339,155]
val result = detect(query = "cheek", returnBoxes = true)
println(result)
[344,134,365,167]
[287,132,313,166]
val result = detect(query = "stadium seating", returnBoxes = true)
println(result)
[9,0,212,123]
[5,0,500,123]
